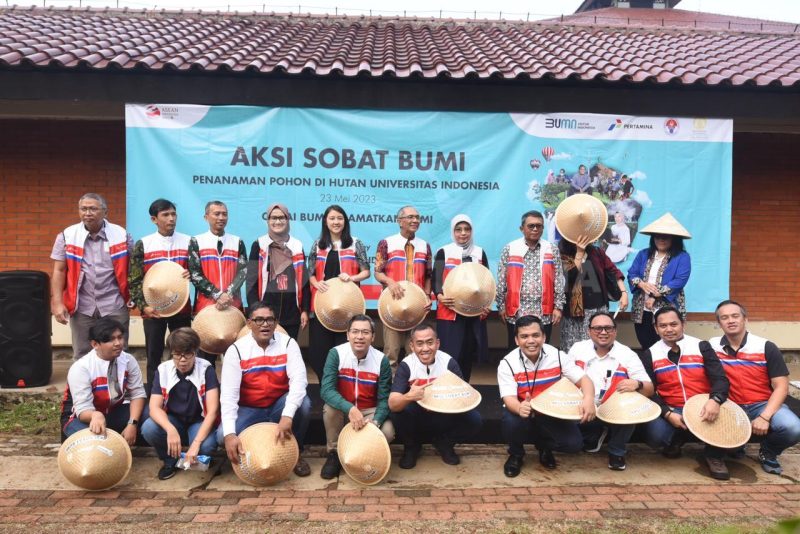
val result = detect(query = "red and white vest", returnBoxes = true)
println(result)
[141,231,191,314]
[710,333,773,405]
[233,332,292,409]
[311,240,361,312]
[157,357,213,418]
[334,342,385,410]
[435,243,485,321]
[503,238,556,317]
[62,350,133,426]
[193,231,243,312]
[500,344,566,402]
[650,335,711,408]
[257,235,306,309]
[62,220,129,315]
[383,233,428,289]
[403,350,453,386]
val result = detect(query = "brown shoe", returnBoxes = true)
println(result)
[293,457,311,477]
[705,456,730,481]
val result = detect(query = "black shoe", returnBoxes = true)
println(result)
[705,456,730,481]
[608,453,626,471]
[399,445,422,469]
[663,432,686,459]
[320,450,341,479]
[504,454,524,478]
[158,463,178,480]
[538,449,557,470]
[434,440,460,466]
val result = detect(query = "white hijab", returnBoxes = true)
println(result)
[450,214,475,259]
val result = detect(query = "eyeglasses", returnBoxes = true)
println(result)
[171,352,195,361]
[79,206,103,213]
[250,316,277,326]
[525,223,544,230]
[348,329,373,336]
[589,326,616,333]
[269,216,287,222]
[399,215,421,221]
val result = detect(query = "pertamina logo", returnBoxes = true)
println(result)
[607,119,623,131]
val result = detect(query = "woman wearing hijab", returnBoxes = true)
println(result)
[432,214,490,382]
[307,205,370,381]
[605,211,632,263]
[246,204,310,340]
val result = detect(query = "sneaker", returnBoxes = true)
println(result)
[434,440,460,466]
[320,450,341,479]
[293,457,311,477]
[538,448,557,470]
[158,463,178,480]
[704,456,730,481]
[608,453,626,471]
[503,454,524,478]
[584,427,609,453]
[759,449,782,475]
[399,445,422,469]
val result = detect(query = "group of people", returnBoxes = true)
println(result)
[545,165,634,201]
[53,193,799,483]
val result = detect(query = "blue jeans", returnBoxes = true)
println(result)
[64,404,131,437]
[502,407,583,457]
[390,403,482,448]
[739,401,800,457]
[644,406,724,458]
[141,414,219,467]
[216,393,311,450]
[579,419,635,457]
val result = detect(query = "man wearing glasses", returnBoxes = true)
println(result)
[51,193,134,359]
[374,205,433,367]
[218,303,312,477]
[141,327,220,480]
[568,312,653,471]
[496,210,565,349]
[318,314,394,479]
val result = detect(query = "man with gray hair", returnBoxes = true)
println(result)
[51,193,134,359]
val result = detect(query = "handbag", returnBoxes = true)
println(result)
[604,269,623,302]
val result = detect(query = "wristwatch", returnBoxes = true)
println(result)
[710,394,724,405]
[127,419,139,427]
[635,380,644,392]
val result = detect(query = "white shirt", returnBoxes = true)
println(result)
[497,343,585,400]
[568,339,651,404]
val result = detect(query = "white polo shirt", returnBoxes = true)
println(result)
[568,339,650,404]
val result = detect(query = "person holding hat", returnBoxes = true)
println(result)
[374,205,433,367]
[498,315,595,477]
[569,312,653,471]
[188,200,247,367]
[307,205,371,381]
[627,212,691,350]
[641,306,732,480]
[129,198,192,391]
[246,203,310,341]
[61,318,146,445]
[218,302,312,477]
[319,314,394,479]
[496,210,565,349]
[388,323,482,469]
[433,214,490,382]
[141,327,220,480]
[710,300,800,475]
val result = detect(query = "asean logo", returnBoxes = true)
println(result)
[145,105,161,118]
[664,118,679,135]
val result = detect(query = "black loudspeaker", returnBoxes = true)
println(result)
[0,270,52,388]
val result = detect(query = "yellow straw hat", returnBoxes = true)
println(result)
[337,422,391,486]
[683,394,752,449]
[232,423,300,487]
[441,263,496,317]
[596,391,661,425]
[554,193,608,244]
[639,212,692,239]
[143,261,190,317]
[314,278,367,332]
[418,370,482,413]
[58,429,132,491]
[192,306,246,354]
[377,281,428,332]
[531,377,583,420]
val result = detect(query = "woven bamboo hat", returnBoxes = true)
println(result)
[314,278,367,332]
[639,212,692,239]
[337,422,391,486]
[237,323,288,340]
[377,281,428,332]
[531,377,583,420]
[596,391,661,425]
[554,193,608,244]
[683,394,752,449]
[58,429,132,491]
[417,370,482,413]
[441,263,496,317]
[142,261,190,317]
[232,423,300,487]
[192,306,246,354]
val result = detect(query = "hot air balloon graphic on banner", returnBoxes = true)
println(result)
[541,146,554,162]
[529,159,541,170]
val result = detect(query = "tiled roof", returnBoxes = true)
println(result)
[1,6,799,87]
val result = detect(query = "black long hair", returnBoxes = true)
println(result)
[318,204,353,249]
[558,239,593,257]
[647,235,685,257]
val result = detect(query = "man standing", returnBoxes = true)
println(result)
[499,315,595,477]
[319,314,394,479]
[389,324,481,469]
[711,300,800,475]
[218,303,312,477]
[51,193,133,359]
[641,306,731,480]
[496,210,565,349]
[568,164,591,196]
[129,198,192,390]
[188,200,247,366]
[374,205,433,366]
[569,312,654,471]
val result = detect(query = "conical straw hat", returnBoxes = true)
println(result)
[337,422,391,486]
[555,193,608,244]
[377,281,428,332]
[142,261,190,317]
[683,394,752,449]
[193,306,246,354]
[596,391,661,425]
[237,323,288,340]
[441,263,496,317]
[58,429,132,491]
[314,278,367,332]
[417,370,482,413]
[531,377,583,420]
[639,212,692,239]
[232,423,300,486]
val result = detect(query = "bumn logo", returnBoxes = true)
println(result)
[545,118,578,129]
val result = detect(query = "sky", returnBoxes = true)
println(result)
[16,0,800,23]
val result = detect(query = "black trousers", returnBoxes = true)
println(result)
[436,315,487,383]
[143,314,192,393]
[506,321,553,351]
[308,317,346,382]
[391,403,482,448]
[634,311,660,351]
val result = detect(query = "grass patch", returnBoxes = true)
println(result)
[0,398,61,436]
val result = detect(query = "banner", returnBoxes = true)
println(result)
[126,105,732,311]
